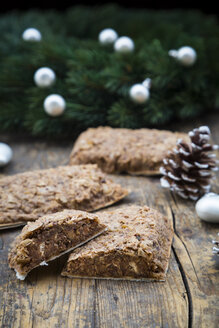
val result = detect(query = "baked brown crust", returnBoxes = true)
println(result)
[0,164,128,226]
[62,205,173,281]
[8,209,107,279]
[69,126,188,175]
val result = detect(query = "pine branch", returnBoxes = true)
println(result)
[0,6,219,137]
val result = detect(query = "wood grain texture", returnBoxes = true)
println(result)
[0,115,218,328]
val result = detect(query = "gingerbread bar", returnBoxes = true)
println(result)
[62,205,173,281]
[69,126,188,175]
[8,209,107,280]
[0,165,128,228]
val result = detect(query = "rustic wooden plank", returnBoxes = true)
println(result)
[0,177,188,328]
[167,193,219,328]
[1,114,218,327]
[0,139,188,328]
[0,136,72,176]
[92,175,188,328]
[95,254,187,328]
[162,117,219,328]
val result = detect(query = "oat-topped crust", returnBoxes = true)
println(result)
[69,126,188,175]
[0,164,128,226]
[8,209,107,279]
[62,205,173,281]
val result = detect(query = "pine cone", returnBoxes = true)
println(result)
[212,233,219,255]
[160,126,218,200]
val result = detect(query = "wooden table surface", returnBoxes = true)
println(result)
[0,116,218,328]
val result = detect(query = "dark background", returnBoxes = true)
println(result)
[1,1,219,15]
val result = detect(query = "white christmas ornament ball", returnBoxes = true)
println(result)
[0,143,13,167]
[22,28,42,42]
[44,94,66,117]
[114,36,135,53]
[177,46,197,66]
[99,28,118,45]
[129,84,150,104]
[195,193,219,223]
[34,67,56,88]
[169,46,197,66]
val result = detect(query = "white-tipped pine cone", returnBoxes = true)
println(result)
[160,126,218,200]
[212,233,219,255]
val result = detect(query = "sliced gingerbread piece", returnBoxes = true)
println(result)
[0,164,128,228]
[69,126,188,175]
[62,205,173,281]
[8,209,107,280]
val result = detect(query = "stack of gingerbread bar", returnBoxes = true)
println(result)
[2,127,183,281]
